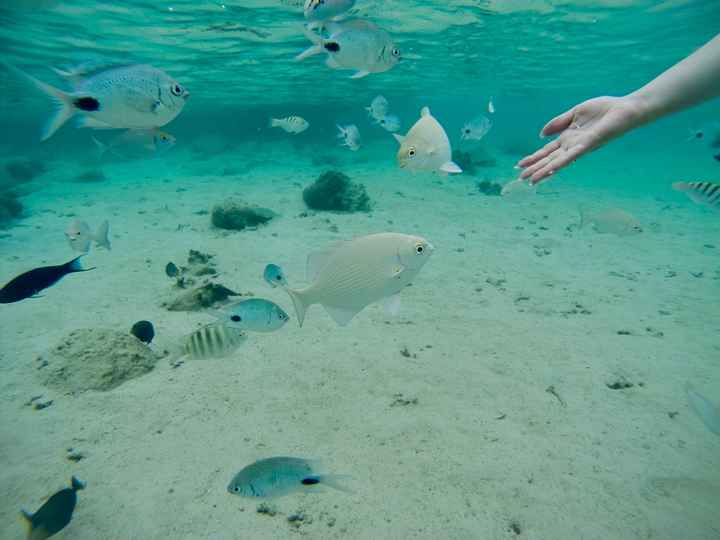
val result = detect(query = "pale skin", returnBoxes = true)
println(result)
[517,33,720,184]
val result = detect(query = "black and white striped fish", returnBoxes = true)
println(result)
[184,323,247,360]
[672,181,720,208]
[269,116,309,134]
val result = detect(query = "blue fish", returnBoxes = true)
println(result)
[214,298,289,333]
[0,256,94,304]
[263,263,287,288]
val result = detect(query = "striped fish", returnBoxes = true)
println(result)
[672,181,720,208]
[184,323,247,360]
[269,116,309,134]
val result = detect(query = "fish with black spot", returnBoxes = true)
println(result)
[0,256,94,304]
[3,62,189,141]
[21,476,85,540]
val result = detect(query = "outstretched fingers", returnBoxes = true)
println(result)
[517,139,560,169]
[529,143,586,184]
[541,107,576,137]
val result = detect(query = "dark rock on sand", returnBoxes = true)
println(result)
[303,170,371,212]
[211,199,277,231]
[477,180,502,196]
[74,169,106,183]
[36,328,158,392]
[163,283,241,311]
[5,159,46,183]
[0,190,23,227]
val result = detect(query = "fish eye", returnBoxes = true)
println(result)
[408,147,416,157]
[465,128,471,134]
[415,243,424,254]
[171,84,183,96]
[231,315,241,322]
[696,132,703,139]
[392,48,400,57]
[233,486,239,492]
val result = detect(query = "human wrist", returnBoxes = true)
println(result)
[623,89,659,128]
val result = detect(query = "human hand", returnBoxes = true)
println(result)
[516,95,646,184]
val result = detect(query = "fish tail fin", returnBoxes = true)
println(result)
[94,220,111,250]
[316,474,354,494]
[671,181,689,192]
[92,136,108,158]
[269,118,279,128]
[284,287,308,328]
[5,64,77,141]
[71,476,86,491]
[295,29,324,61]
[66,255,95,273]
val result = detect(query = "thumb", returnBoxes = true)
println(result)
[540,107,575,137]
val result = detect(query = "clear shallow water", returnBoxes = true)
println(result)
[1,2,719,540]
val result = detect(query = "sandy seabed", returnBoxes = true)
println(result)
[0,140,718,540]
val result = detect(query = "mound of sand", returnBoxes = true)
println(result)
[36,328,159,392]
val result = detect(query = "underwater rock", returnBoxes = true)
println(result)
[74,169,106,183]
[302,170,371,212]
[0,190,23,227]
[211,199,277,231]
[36,328,158,393]
[477,180,502,196]
[163,283,241,311]
[5,159,46,183]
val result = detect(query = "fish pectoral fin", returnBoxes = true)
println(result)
[323,305,360,326]
[440,161,463,174]
[350,70,370,79]
[383,294,402,316]
[390,263,405,278]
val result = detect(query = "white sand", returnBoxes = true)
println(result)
[1,141,719,539]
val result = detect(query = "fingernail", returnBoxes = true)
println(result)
[513,165,520,170]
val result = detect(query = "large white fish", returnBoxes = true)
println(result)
[269,116,309,134]
[276,232,434,327]
[337,124,360,151]
[6,63,189,141]
[296,19,400,79]
[394,107,461,174]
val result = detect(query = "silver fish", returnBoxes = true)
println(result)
[227,457,350,498]
[7,63,189,141]
[461,115,492,141]
[92,128,176,159]
[214,298,290,332]
[184,323,247,360]
[263,264,287,288]
[578,207,643,236]
[278,232,434,327]
[337,124,360,151]
[394,107,461,174]
[65,219,111,253]
[365,95,388,121]
[376,114,401,133]
[269,116,309,134]
[304,0,356,24]
[672,181,720,209]
[296,19,400,79]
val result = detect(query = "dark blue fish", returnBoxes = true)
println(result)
[0,256,94,304]
[21,476,85,540]
[263,263,287,288]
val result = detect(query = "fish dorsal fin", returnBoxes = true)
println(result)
[306,242,345,282]
[323,305,361,326]
[420,107,430,117]
[392,133,405,144]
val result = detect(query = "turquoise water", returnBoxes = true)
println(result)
[1,1,720,539]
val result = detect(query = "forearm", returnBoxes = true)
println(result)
[629,33,720,125]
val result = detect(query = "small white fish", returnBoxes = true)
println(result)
[365,95,388,121]
[296,19,400,79]
[394,107,461,174]
[501,178,535,197]
[672,181,720,209]
[184,323,247,360]
[92,128,176,159]
[376,114,400,133]
[269,116,309,134]
[686,384,720,436]
[6,63,189,141]
[304,0,356,24]
[578,207,643,236]
[276,232,434,327]
[488,99,495,114]
[461,116,492,141]
[337,124,360,151]
[65,219,111,253]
